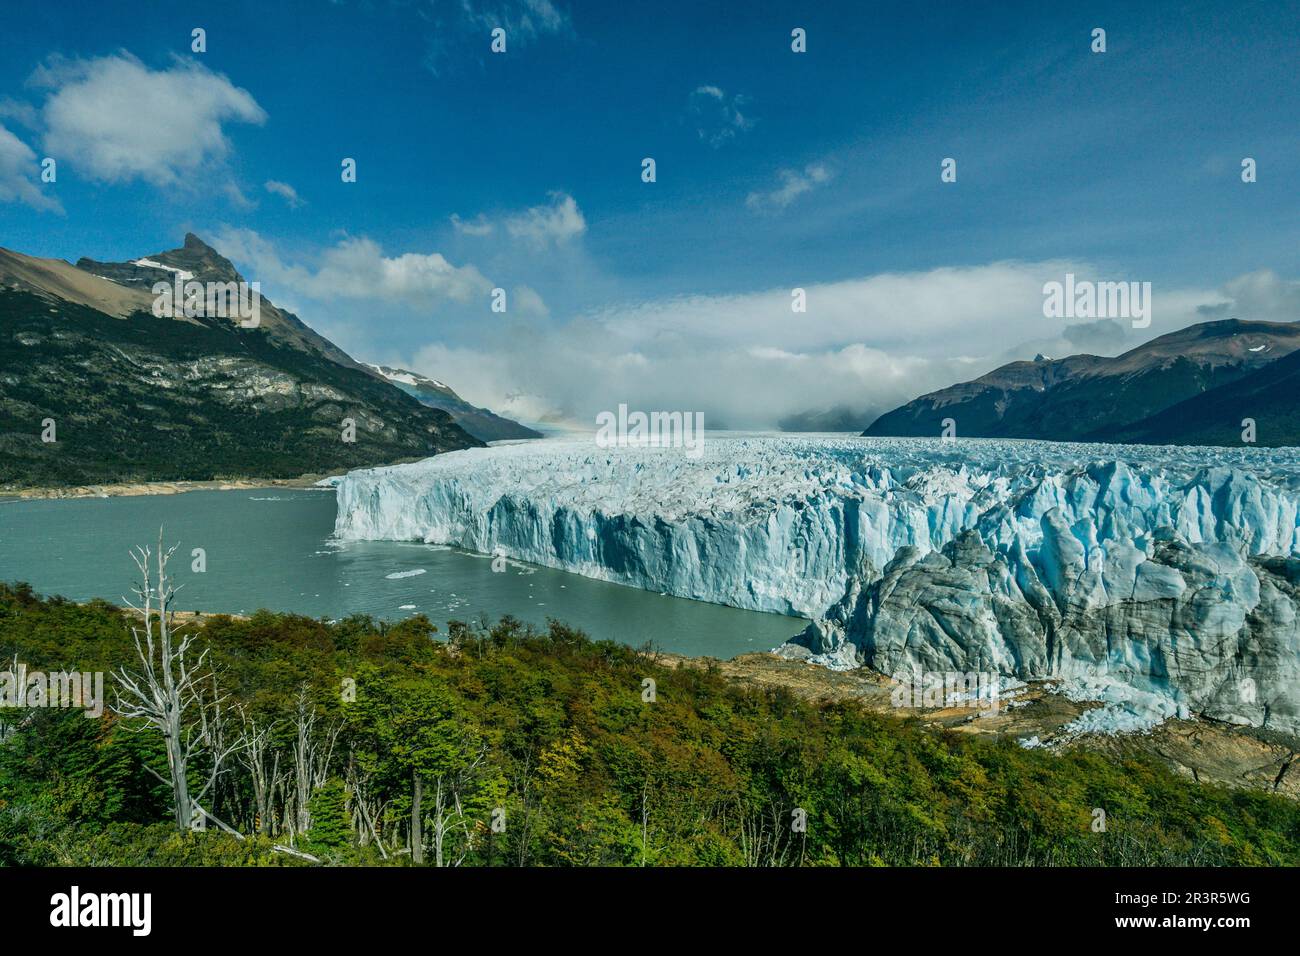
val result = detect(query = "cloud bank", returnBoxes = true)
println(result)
[396,264,1297,430]
[214,228,494,309]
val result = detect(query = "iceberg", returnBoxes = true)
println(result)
[332,436,1300,735]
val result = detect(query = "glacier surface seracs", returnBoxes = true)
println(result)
[332,436,1300,736]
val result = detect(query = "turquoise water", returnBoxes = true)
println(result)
[0,489,803,658]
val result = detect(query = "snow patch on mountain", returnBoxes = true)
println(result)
[132,258,195,282]
[367,363,445,389]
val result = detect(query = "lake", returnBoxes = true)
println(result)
[0,488,804,658]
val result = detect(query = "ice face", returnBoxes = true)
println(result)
[332,436,1300,735]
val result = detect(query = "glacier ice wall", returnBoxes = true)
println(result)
[332,436,1300,735]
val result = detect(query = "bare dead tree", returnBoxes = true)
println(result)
[510,746,537,867]
[735,799,763,867]
[289,686,341,837]
[237,715,280,835]
[346,761,388,859]
[112,532,246,834]
[733,797,795,867]
[0,653,39,740]
[271,843,321,864]
[429,742,489,867]
[641,777,650,867]
[411,771,424,864]
[190,673,244,832]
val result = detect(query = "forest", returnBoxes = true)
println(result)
[1,547,1298,868]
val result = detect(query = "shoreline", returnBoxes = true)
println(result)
[0,474,336,501]
[0,451,457,501]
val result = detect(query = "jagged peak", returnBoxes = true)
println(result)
[182,232,217,254]
[149,234,241,283]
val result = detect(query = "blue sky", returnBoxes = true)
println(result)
[1,0,1297,425]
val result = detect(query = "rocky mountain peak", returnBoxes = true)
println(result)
[151,233,242,284]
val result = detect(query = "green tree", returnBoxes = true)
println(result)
[304,778,351,851]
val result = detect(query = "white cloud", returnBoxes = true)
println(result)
[197,225,1295,433]
[512,284,550,317]
[403,262,1283,429]
[451,192,587,248]
[222,181,256,210]
[0,98,39,128]
[1194,270,1300,322]
[688,85,753,147]
[450,212,494,236]
[503,191,586,247]
[264,180,305,208]
[213,228,495,310]
[746,162,832,212]
[409,341,545,419]
[590,261,1085,358]
[34,53,265,186]
[0,123,61,213]
[459,0,568,38]
[423,0,571,75]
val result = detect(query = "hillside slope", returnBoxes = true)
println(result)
[865,319,1300,443]
[0,240,483,489]
[366,364,541,442]
[75,233,364,370]
[1102,346,1300,447]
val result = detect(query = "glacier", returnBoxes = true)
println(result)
[331,436,1300,736]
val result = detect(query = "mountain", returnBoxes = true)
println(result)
[864,319,1300,444]
[1104,344,1300,446]
[76,233,362,370]
[0,245,156,319]
[365,364,541,442]
[0,237,483,489]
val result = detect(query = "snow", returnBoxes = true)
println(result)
[366,363,446,389]
[131,258,195,282]
[332,435,1300,733]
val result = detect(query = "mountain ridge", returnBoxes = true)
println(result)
[0,237,486,489]
[75,233,365,371]
[366,363,542,442]
[1103,345,1300,446]
[864,318,1300,446]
